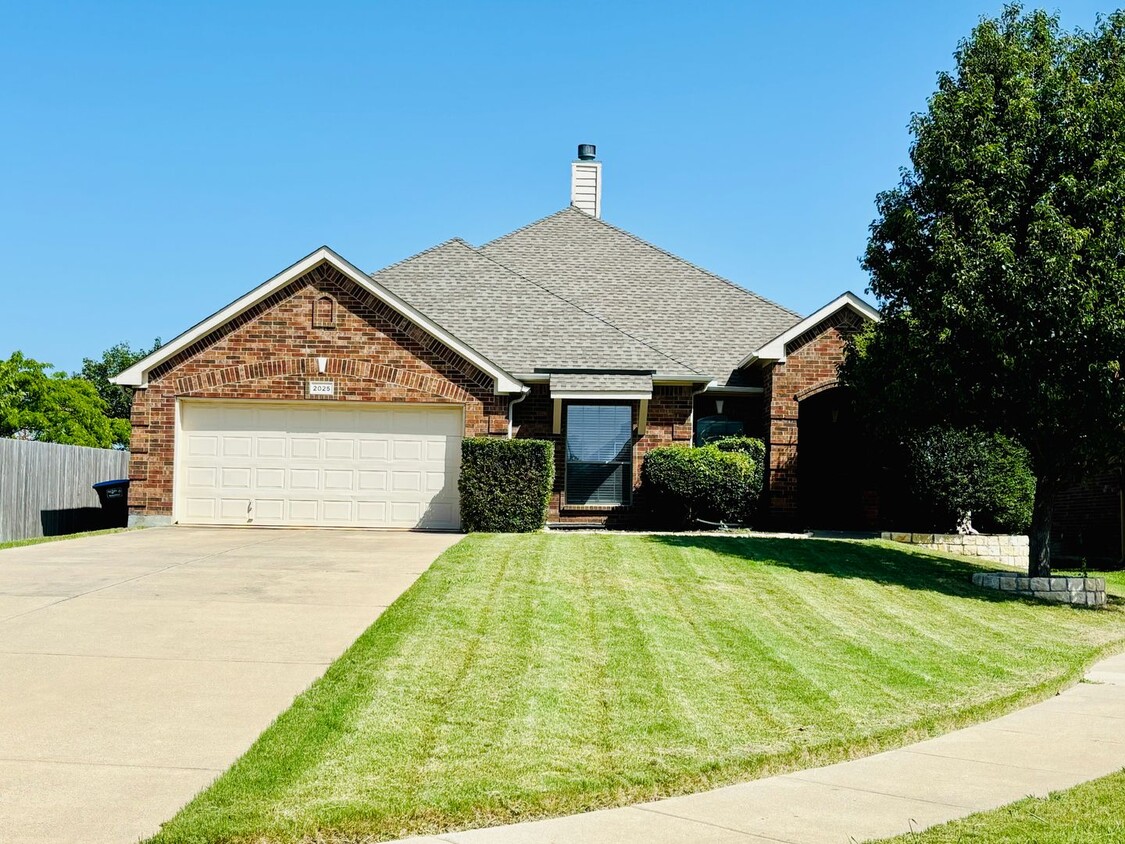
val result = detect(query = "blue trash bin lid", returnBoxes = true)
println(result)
[92,479,130,489]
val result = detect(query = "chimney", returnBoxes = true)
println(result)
[571,143,602,218]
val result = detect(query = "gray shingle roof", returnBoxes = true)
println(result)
[370,207,801,387]
[549,373,653,395]
[370,239,703,378]
[480,208,801,386]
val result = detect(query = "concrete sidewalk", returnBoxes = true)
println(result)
[400,652,1125,844]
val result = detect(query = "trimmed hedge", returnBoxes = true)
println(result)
[459,438,554,532]
[641,437,765,527]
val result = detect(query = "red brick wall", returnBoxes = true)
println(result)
[128,263,507,518]
[511,384,694,523]
[763,309,866,528]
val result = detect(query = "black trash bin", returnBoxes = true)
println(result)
[92,479,130,528]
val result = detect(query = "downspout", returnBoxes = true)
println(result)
[689,381,716,446]
[507,387,531,439]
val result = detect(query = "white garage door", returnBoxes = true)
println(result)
[175,401,462,529]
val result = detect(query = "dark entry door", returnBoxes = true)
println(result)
[797,388,870,530]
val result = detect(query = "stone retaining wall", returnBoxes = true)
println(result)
[881,532,1029,567]
[972,571,1107,607]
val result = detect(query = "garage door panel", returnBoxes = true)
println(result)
[390,501,421,524]
[391,471,422,492]
[423,502,456,528]
[291,438,320,459]
[357,501,387,522]
[257,437,286,458]
[256,468,286,489]
[290,469,320,490]
[221,467,252,488]
[359,439,389,460]
[289,500,319,521]
[323,439,353,459]
[392,440,423,461]
[255,499,284,520]
[358,470,387,490]
[183,498,216,519]
[177,401,462,529]
[222,437,253,457]
[185,467,217,487]
[220,498,251,519]
[322,500,354,521]
[187,435,218,457]
[324,470,354,491]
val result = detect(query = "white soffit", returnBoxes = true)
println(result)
[740,291,880,367]
[111,247,525,394]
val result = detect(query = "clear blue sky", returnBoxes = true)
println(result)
[0,1,1112,372]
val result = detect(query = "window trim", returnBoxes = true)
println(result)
[563,402,635,508]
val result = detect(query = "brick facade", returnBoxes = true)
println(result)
[762,309,868,529]
[127,259,876,531]
[127,264,507,519]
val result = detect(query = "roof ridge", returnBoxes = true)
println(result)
[463,238,707,376]
[368,237,468,279]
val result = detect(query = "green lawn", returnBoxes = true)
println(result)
[0,527,135,551]
[876,766,1125,843]
[149,534,1125,844]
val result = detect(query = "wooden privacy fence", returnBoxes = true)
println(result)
[0,439,130,542]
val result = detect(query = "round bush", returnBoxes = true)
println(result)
[641,438,764,527]
[903,427,1034,533]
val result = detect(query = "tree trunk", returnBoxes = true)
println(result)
[1028,479,1055,577]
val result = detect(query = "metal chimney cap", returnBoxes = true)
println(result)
[577,143,597,161]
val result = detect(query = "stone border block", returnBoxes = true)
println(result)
[971,570,1106,609]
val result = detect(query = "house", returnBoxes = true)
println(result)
[113,146,880,531]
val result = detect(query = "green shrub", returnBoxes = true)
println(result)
[903,427,1034,533]
[459,438,554,532]
[976,434,1036,533]
[710,436,766,498]
[641,439,765,527]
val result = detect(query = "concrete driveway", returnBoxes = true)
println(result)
[0,526,461,844]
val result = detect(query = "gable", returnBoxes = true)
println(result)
[113,247,524,394]
[744,292,880,366]
[145,263,494,396]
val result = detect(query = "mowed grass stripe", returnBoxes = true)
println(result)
[148,534,1125,844]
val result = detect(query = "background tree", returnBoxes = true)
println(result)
[77,339,160,425]
[0,352,122,448]
[844,5,1125,576]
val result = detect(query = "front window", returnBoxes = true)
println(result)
[565,404,633,505]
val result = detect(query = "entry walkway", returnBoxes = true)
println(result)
[400,652,1125,844]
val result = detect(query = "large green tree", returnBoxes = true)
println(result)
[846,6,1125,576]
[0,352,127,448]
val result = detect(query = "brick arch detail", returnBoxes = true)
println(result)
[174,357,475,403]
[794,379,840,402]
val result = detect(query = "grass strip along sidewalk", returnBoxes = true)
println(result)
[148,534,1125,843]
[876,766,1125,843]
